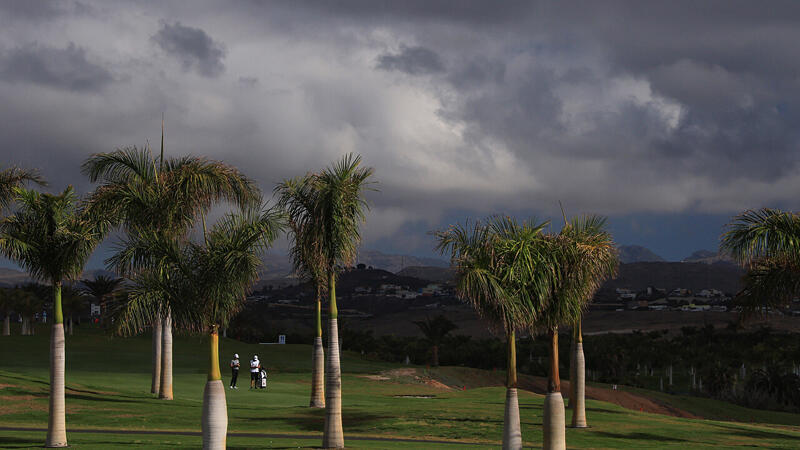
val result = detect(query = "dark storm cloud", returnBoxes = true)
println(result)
[151,21,226,77]
[2,0,800,263]
[376,46,444,75]
[0,43,113,91]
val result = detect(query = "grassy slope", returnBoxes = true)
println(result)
[1,324,799,448]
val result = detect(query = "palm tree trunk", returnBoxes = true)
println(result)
[151,315,162,395]
[323,272,344,449]
[502,329,522,450]
[432,344,439,367]
[568,331,576,409]
[202,327,227,450]
[571,321,587,428]
[159,312,173,400]
[543,327,565,450]
[3,314,9,335]
[310,286,325,408]
[46,282,67,448]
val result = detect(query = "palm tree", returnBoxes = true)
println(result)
[275,174,328,408]
[80,275,123,326]
[413,315,457,367]
[111,207,281,449]
[60,286,88,336]
[0,288,16,335]
[83,130,259,399]
[0,186,108,448]
[0,165,45,211]
[306,154,374,449]
[720,208,800,316]
[537,215,617,449]
[14,285,43,335]
[436,216,553,450]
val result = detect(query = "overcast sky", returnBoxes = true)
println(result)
[1,0,799,267]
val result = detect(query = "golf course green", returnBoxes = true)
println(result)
[1,325,799,448]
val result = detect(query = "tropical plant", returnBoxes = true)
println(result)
[535,215,617,448]
[14,284,44,335]
[413,315,458,367]
[83,130,259,399]
[0,186,108,447]
[301,154,375,449]
[275,174,328,408]
[436,216,553,450]
[0,165,45,211]
[79,275,123,325]
[60,285,89,336]
[721,208,800,317]
[110,206,282,449]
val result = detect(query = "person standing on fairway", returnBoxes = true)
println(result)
[230,354,240,389]
[249,355,261,389]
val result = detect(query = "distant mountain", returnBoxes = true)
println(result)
[0,268,120,287]
[682,250,736,265]
[257,249,450,282]
[617,245,665,263]
[356,250,449,273]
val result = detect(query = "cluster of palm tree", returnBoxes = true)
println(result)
[0,137,373,448]
[275,154,375,448]
[436,214,617,450]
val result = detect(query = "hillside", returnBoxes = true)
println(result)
[617,245,665,263]
[396,265,454,282]
[605,261,743,293]
[1,329,798,449]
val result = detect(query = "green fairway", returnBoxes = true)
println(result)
[1,325,800,448]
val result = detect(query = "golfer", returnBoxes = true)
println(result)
[229,353,240,389]
[249,355,261,389]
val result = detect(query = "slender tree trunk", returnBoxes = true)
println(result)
[323,272,344,448]
[68,316,73,336]
[571,321,587,428]
[502,329,522,450]
[159,313,173,400]
[568,328,577,409]
[46,282,67,448]
[151,315,162,395]
[202,327,227,450]
[21,316,26,335]
[3,314,9,335]
[310,286,325,408]
[432,344,439,367]
[543,327,566,450]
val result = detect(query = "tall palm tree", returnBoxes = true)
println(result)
[0,186,108,448]
[305,154,375,449]
[111,207,282,450]
[537,215,617,449]
[275,174,328,408]
[413,314,457,367]
[437,216,553,450]
[83,132,259,399]
[79,275,123,326]
[721,208,800,316]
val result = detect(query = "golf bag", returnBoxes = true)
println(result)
[259,369,267,389]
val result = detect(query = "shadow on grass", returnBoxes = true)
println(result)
[238,409,389,432]
[0,436,42,448]
[593,431,687,442]
[66,393,140,403]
